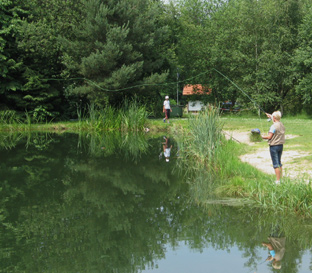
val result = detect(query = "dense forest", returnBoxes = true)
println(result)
[1,0,312,120]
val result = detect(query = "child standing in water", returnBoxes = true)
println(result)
[262,111,285,184]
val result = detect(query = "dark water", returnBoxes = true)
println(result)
[0,132,312,273]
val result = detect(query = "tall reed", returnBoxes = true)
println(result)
[121,100,148,131]
[0,110,21,124]
[176,105,224,201]
[183,105,223,169]
[77,100,148,132]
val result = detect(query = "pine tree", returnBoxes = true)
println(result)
[62,0,170,107]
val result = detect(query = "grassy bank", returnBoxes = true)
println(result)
[176,110,312,218]
[221,115,312,177]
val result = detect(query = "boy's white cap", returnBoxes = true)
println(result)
[165,96,169,99]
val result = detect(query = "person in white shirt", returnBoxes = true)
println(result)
[162,136,172,162]
[163,95,172,123]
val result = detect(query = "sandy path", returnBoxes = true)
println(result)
[224,130,312,180]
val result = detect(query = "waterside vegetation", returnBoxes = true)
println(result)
[0,100,148,133]
[175,108,312,218]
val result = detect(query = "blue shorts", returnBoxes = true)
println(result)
[270,145,283,169]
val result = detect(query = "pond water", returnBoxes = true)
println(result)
[1,132,312,273]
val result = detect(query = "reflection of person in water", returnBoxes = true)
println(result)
[262,233,286,270]
[163,136,172,162]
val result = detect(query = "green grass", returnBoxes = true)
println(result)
[221,115,312,163]
[177,111,312,218]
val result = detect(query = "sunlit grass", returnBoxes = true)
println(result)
[180,111,312,218]
[222,115,312,176]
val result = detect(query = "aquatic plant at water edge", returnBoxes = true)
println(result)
[77,101,148,131]
[0,110,22,125]
[176,106,224,200]
[121,100,148,131]
[252,178,312,217]
[184,105,223,168]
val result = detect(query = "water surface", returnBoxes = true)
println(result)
[0,132,311,273]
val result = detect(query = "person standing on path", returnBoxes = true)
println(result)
[163,95,172,123]
[262,111,285,184]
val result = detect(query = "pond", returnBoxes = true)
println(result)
[1,132,312,273]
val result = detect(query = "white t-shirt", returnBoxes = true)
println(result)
[164,148,171,157]
[163,100,171,110]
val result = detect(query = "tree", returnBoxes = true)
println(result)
[172,0,306,113]
[62,0,171,109]
[0,0,25,109]
[0,0,84,119]
[293,4,312,114]
[15,0,85,119]
[252,0,304,113]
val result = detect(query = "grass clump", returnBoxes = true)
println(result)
[185,106,223,167]
[179,104,223,174]
[0,110,22,125]
[177,105,225,200]
[252,179,312,217]
[249,132,262,142]
[74,100,148,132]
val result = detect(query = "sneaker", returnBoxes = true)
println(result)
[275,180,280,185]
[167,121,170,123]
[163,118,166,122]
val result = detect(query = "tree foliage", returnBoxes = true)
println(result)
[294,5,312,112]
[1,0,312,118]
[0,0,25,104]
[61,0,171,109]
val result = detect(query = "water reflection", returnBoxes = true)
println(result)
[0,132,312,273]
[161,136,172,163]
[262,226,286,270]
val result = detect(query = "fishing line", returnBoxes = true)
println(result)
[212,68,267,134]
[45,68,266,118]
[45,69,268,131]
[212,68,266,114]
[43,71,210,92]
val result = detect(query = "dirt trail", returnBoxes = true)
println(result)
[224,130,312,180]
